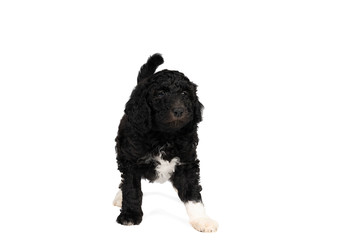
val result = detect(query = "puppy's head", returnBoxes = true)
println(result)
[125,54,203,133]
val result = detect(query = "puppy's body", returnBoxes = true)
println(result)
[114,54,218,232]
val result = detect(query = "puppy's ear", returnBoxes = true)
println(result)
[125,83,152,133]
[194,98,204,124]
[189,82,204,124]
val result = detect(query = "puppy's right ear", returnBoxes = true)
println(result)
[125,83,152,134]
[137,53,164,83]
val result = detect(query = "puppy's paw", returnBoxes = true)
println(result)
[116,210,143,226]
[113,189,122,208]
[190,217,218,232]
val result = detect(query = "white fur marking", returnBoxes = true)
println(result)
[154,155,179,183]
[185,201,207,219]
[185,201,218,232]
[113,189,122,208]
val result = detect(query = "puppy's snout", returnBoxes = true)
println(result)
[172,107,185,118]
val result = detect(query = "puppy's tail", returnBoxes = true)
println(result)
[137,53,164,83]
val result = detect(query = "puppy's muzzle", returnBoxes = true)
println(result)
[172,107,185,118]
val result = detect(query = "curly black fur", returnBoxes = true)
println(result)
[115,53,204,226]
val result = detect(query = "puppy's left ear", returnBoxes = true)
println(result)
[190,82,204,124]
[125,83,152,133]
[194,97,204,124]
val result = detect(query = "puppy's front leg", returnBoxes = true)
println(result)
[116,169,143,225]
[171,162,218,232]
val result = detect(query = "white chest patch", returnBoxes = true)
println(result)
[154,154,179,183]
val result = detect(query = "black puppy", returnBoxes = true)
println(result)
[113,54,218,232]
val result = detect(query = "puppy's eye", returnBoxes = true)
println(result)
[181,91,188,96]
[156,91,165,98]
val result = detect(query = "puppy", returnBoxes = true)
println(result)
[113,54,218,232]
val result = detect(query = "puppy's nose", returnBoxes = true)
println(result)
[172,108,184,118]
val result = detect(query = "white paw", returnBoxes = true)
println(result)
[190,217,218,232]
[121,221,134,226]
[113,189,122,208]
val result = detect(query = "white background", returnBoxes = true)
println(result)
[0,0,359,239]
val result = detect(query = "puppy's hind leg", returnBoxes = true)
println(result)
[113,188,123,208]
[113,180,123,207]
